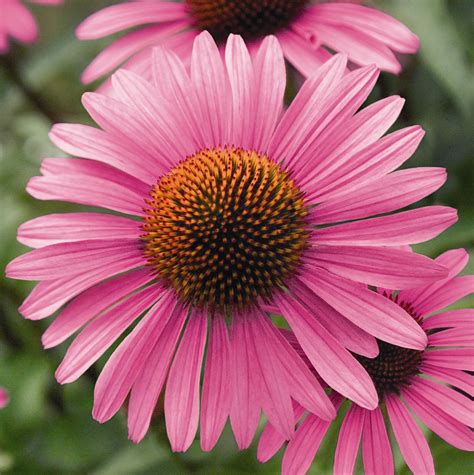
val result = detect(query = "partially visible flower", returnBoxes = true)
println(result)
[0,388,8,409]
[0,0,63,54]
[259,248,474,474]
[7,34,452,452]
[76,0,419,84]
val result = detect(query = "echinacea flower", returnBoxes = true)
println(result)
[258,248,474,474]
[0,0,63,54]
[76,0,419,84]
[7,33,453,452]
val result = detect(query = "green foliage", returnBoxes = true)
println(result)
[0,0,472,473]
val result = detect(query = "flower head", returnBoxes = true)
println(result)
[7,34,453,451]
[259,249,474,474]
[76,0,419,84]
[0,388,9,409]
[0,0,62,54]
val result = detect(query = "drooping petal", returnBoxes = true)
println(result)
[423,309,474,330]
[127,304,187,443]
[229,315,260,450]
[421,363,474,397]
[334,403,365,475]
[385,395,434,475]
[361,407,394,475]
[282,395,343,475]
[200,316,232,452]
[257,403,305,463]
[428,327,474,347]
[165,311,207,452]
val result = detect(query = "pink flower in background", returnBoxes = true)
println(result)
[259,248,474,474]
[76,0,419,84]
[7,33,453,451]
[0,388,9,409]
[0,0,63,53]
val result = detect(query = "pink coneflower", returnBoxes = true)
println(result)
[0,0,63,53]
[76,0,419,84]
[7,34,452,451]
[259,248,474,474]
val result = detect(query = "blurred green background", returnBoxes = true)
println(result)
[0,0,472,473]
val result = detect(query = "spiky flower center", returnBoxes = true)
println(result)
[356,294,424,399]
[142,146,310,314]
[185,0,309,42]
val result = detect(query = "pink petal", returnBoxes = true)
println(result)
[265,319,336,419]
[19,259,144,321]
[282,394,343,475]
[399,248,469,308]
[3,2,37,44]
[312,167,447,224]
[76,2,187,39]
[423,309,474,330]
[385,395,434,475]
[190,31,230,149]
[424,348,474,371]
[42,268,153,349]
[297,95,405,191]
[428,327,474,347]
[274,63,379,173]
[49,124,157,185]
[313,206,457,247]
[334,403,365,475]
[111,69,196,165]
[409,376,473,427]
[310,3,419,53]
[306,125,425,203]
[257,402,305,463]
[362,407,394,475]
[18,212,140,248]
[81,22,186,83]
[269,53,347,167]
[200,316,231,452]
[300,268,427,349]
[229,316,261,450]
[127,304,187,443]
[306,245,447,289]
[275,293,378,409]
[7,240,143,281]
[277,29,332,77]
[417,276,474,316]
[251,36,285,152]
[421,363,474,397]
[309,20,401,73]
[225,35,255,149]
[165,311,207,452]
[247,312,295,440]
[27,174,146,216]
[92,290,176,423]
[55,284,163,384]
[290,280,378,357]
[403,387,474,451]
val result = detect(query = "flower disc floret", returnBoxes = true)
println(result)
[185,0,308,42]
[142,146,310,313]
